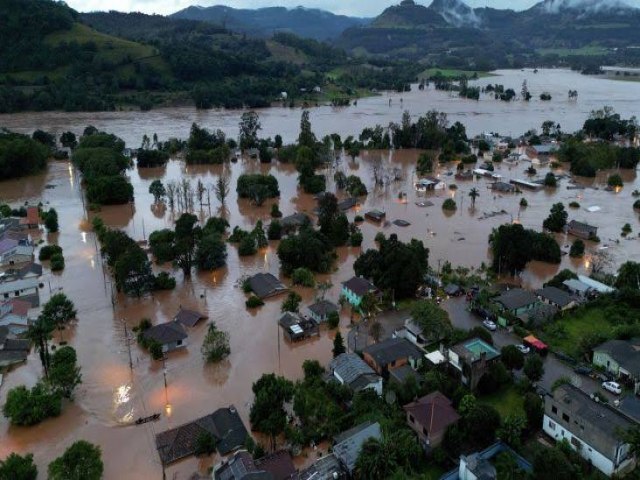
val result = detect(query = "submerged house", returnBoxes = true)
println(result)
[173,307,207,328]
[278,312,319,342]
[307,299,339,324]
[0,326,30,368]
[247,273,288,299]
[567,220,598,240]
[142,321,188,353]
[341,276,380,309]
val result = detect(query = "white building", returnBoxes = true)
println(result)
[543,384,635,477]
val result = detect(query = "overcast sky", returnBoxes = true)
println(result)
[66,0,640,17]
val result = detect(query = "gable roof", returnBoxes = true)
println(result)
[19,207,39,227]
[496,288,537,311]
[363,337,423,367]
[342,276,377,297]
[403,391,460,438]
[248,273,288,299]
[593,339,640,377]
[174,307,207,327]
[156,406,248,465]
[568,220,597,234]
[535,286,574,307]
[308,299,338,318]
[330,353,379,391]
[215,450,264,480]
[254,450,296,480]
[333,421,382,474]
[142,321,187,345]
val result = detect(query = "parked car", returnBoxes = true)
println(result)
[573,365,593,376]
[472,306,497,321]
[482,319,497,331]
[516,344,530,354]
[602,381,622,395]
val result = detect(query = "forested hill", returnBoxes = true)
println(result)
[170,5,370,41]
[338,0,640,71]
[0,0,418,114]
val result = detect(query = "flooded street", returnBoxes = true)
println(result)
[0,68,639,479]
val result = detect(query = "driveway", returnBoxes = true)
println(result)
[442,297,616,401]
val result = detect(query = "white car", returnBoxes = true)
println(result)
[516,344,530,354]
[482,319,497,331]
[602,381,622,395]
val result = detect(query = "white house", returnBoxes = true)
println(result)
[543,384,635,477]
[0,278,40,303]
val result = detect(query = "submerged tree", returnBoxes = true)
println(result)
[201,322,230,363]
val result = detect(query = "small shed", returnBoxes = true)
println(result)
[567,220,598,240]
[142,321,188,353]
[247,273,288,299]
[307,299,339,324]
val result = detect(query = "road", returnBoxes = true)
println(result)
[442,297,616,401]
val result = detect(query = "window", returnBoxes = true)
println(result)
[422,427,428,436]
[390,360,396,367]
[177,340,183,346]
[571,437,582,449]
[548,421,556,431]
[552,406,558,414]
[409,415,415,424]
[562,413,570,422]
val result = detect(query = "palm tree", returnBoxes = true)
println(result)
[27,316,54,378]
[469,187,480,208]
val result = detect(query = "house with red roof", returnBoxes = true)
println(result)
[403,391,460,450]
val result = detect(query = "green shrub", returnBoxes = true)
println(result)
[50,253,65,271]
[291,268,315,287]
[246,296,264,308]
[569,201,580,209]
[354,215,364,223]
[238,235,257,256]
[153,272,176,290]
[327,311,340,329]
[267,221,282,240]
[519,198,528,208]
[350,230,363,247]
[569,240,585,258]
[442,198,457,211]
[608,174,623,188]
[270,204,282,218]
[39,244,62,261]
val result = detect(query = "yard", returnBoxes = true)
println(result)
[538,306,614,360]
[479,384,525,419]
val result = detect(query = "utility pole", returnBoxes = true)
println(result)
[123,319,133,372]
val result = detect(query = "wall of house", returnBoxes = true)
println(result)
[543,415,632,476]
[593,351,620,376]
[341,287,361,307]
[162,339,187,353]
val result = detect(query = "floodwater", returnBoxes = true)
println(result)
[0,68,639,479]
[2,69,640,145]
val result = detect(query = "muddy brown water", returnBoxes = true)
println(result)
[0,68,640,479]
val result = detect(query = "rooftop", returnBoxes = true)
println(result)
[496,288,538,311]
[295,454,343,480]
[248,273,288,299]
[549,384,635,451]
[342,276,377,297]
[307,299,338,319]
[593,339,640,377]
[142,321,187,345]
[330,353,379,390]
[254,450,296,480]
[535,286,574,307]
[173,307,207,327]
[333,421,382,474]
[156,406,248,465]
[404,391,460,437]
[568,220,598,233]
[363,337,423,367]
